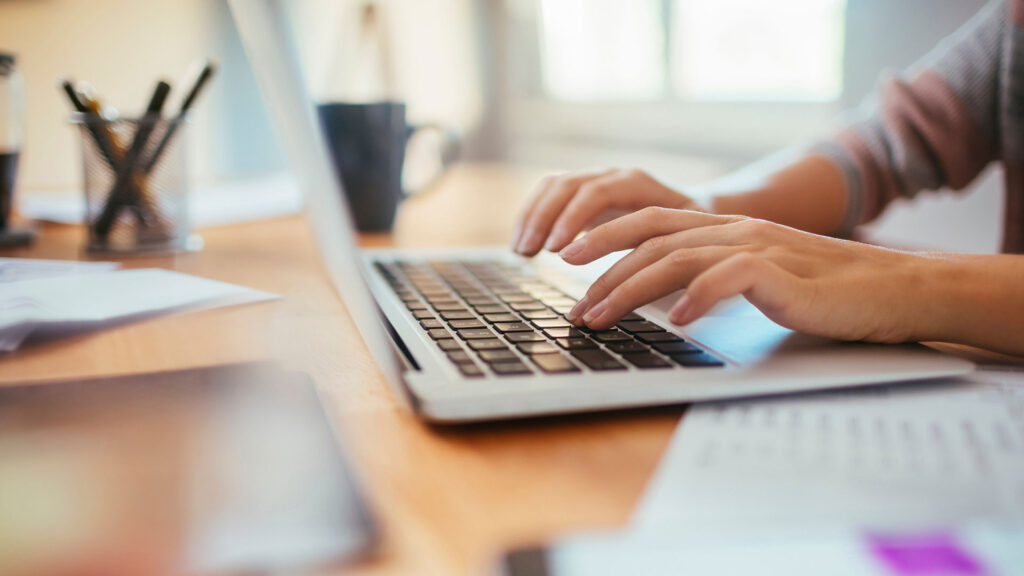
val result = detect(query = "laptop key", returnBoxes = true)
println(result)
[623,352,673,368]
[652,341,703,354]
[412,309,435,319]
[506,332,547,343]
[516,342,560,355]
[618,321,665,333]
[448,351,473,363]
[449,319,486,330]
[468,339,508,351]
[425,295,458,304]
[433,303,470,312]
[406,301,428,310]
[555,338,598,350]
[494,322,533,333]
[457,363,485,378]
[474,305,510,314]
[571,349,626,371]
[491,361,533,376]
[479,350,520,363]
[541,298,576,308]
[543,327,588,339]
[465,297,499,306]
[428,328,452,340]
[510,302,546,311]
[457,328,496,340]
[532,318,571,329]
[531,353,581,374]
[521,309,558,320]
[672,352,725,367]
[499,294,536,303]
[622,313,644,321]
[594,330,632,342]
[484,313,520,323]
[605,340,648,354]
[636,331,684,344]
[436,338,462,351]
[420,319,445,330]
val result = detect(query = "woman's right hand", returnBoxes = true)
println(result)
[511,168,703,256]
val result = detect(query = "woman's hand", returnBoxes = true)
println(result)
[560,207,949,344]
[511,169,702,257]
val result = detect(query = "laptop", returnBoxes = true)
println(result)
[228,0,973,423]
[0,363,375,574]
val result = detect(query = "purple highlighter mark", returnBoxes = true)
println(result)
[866,532,987,575]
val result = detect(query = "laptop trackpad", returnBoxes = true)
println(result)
[646,294,829,365]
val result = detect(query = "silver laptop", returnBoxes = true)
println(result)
[228,0,973,423]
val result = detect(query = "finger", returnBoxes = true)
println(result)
[543,171,633,252]
[516,170,612,256]
[668,253,806,326]
[559,207,738,264]
[579,246,735,330]
[565,233,741,323]
[511,175,556,250]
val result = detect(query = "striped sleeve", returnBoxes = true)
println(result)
[814,0,1005,237]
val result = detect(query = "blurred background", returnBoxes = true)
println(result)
[0,0,999,252]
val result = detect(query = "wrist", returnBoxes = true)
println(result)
[904,255,973,343]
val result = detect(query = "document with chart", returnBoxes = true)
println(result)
[633,369,1024,535]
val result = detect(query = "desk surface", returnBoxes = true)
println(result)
[0,164,681,575]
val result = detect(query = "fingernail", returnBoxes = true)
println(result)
[565,296,589,323]
[582,299,608,324]
[543,233,563,252]
[517,229,541,254]
[559,238,586,261]
[669,294,692,324]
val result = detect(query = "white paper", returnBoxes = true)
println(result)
[537,523,1024,576]
[0,268,278,352]
[19,173,302,228]
[633,369,1024,536]
[0,257,120,283]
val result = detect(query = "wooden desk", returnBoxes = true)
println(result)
[0,164,681,575]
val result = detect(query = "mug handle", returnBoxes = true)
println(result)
[402,123,459,196]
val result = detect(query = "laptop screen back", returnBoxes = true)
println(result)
[227,0,408,400]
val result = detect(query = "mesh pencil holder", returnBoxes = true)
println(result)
[72,113,194,254]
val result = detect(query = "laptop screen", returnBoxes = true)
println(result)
[228,0,409,402]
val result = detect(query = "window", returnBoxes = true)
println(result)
[538,0,665,101]
[536,0,846,103]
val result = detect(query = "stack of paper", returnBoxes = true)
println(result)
[1,263,277,352]
[512,370,1024,575]
[0,257,120,283]
[633,369,1024,536]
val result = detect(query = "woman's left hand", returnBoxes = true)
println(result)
[560,207,946,344]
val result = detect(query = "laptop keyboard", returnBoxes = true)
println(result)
[374,260,724,378]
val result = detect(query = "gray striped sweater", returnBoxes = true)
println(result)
[818,0,1024,253]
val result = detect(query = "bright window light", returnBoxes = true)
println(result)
[671,0,846,101]
[539,0,665,101]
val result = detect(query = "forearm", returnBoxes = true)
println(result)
[918,254,1024,357]
[707,154,848,236]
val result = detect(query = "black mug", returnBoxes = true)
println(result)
[318,101,447,232]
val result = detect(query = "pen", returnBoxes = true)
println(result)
[143,61,216,174]
[79,88,163,229]
[93,79,172,239]
[60,78,121,168]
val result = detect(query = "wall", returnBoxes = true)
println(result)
[0,0,285,192]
